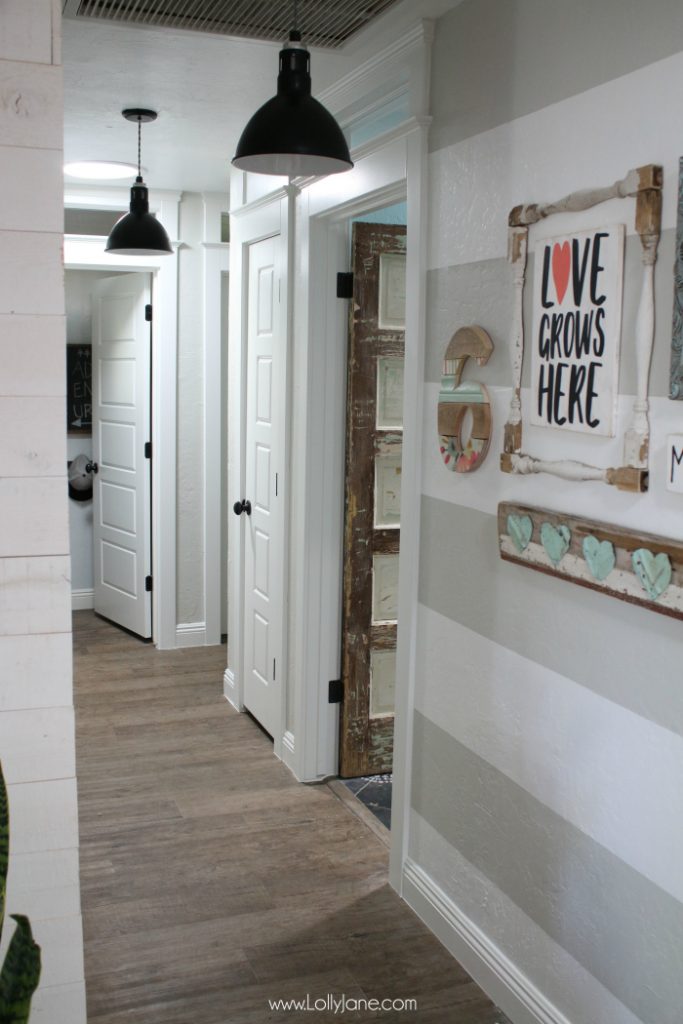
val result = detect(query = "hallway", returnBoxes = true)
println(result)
[74,612,504,1022]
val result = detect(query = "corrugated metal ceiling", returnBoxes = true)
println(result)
[66,0,402,48]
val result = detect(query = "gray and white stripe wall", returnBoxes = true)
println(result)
[406,3,683,1023]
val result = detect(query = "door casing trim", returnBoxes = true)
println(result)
[226,194,293,761]
[64,185,180,649]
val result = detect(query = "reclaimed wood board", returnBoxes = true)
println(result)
[498,501,683,620]
[671,156,683,399]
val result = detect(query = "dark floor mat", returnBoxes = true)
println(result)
[341,773,392,829]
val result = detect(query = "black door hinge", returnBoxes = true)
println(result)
[336,272,353,299]
[145,575,153,592]
[144,441,152,460]
[145,304,153,322]
[328,679,343,704]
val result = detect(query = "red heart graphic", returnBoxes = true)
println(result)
[552,241,571,305]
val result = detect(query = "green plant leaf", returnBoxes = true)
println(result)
[0,915,41,1024]
[0,762,8,944]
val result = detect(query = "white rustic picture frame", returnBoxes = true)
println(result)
[501,164,662,493]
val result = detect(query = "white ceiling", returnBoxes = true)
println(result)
[63,0,464,194]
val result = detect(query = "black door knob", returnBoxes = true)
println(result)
[233,499,252,517]
[86,461,99,475]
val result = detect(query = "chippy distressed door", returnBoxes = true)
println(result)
[92,273,152,639]
[239,234,284,740]
[339,222,406,777]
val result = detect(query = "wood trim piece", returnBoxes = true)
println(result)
[498,501,683,620]
[670,157,683,399]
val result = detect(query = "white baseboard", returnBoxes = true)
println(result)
[71,588,94,611]
[281,729,296,773]
[402,859,572,1024]
[223,667,243,710]
[175,622,206,647]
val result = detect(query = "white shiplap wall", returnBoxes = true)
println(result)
[0,1,85,1021]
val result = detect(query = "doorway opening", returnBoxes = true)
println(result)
[337,201,407,834]
[65,263,154,640]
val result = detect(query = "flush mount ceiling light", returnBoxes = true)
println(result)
[64,160,142,181]
[232,1,353,177]
[105,109,173,256]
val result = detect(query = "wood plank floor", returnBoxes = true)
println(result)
[74,611,506,1023]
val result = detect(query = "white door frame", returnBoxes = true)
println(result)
[289,20,433,899]
[64,185,180,649]
[289,121,428,812]
[201,194,230,647]
[226,22,432,898]
[91,272,153,637]
[225,188,293,761]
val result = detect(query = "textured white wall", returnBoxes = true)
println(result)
[0,1,85,1020]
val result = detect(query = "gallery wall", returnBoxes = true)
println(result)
[407,2,683,1023]
[0,1,85,1020]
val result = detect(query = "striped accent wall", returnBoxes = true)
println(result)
[407,4,683,1023]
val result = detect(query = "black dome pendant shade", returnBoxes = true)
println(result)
[232,30,353,177]
[105,109,173,257]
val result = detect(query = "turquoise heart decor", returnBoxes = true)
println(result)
[632,549,672,601]
[507,514,533,554]
[582,536,616,582]
[540,522,571,566]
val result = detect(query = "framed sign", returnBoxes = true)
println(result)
[66,343,92,436]
[530,225,624,437]
[501,164,662,493]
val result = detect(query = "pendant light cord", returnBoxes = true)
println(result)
[293,0,298,32]
[137,117,142,183]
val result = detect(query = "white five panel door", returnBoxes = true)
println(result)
[241,236,284,738]
[92,273,152,639]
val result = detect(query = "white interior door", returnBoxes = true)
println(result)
[241,235,284,738]
[92,273,152,639]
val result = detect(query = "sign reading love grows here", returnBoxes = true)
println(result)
[530,224,625,437]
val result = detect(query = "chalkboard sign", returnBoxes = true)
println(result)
[66,344,92,435]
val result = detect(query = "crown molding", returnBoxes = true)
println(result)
[318,20,434,115]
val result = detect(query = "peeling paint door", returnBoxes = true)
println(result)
[339,223,406,778]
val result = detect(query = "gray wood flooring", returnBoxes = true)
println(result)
[74,611,506,1023]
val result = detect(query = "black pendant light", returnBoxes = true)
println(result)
[232,2,353,177]
[106,109,173,256]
